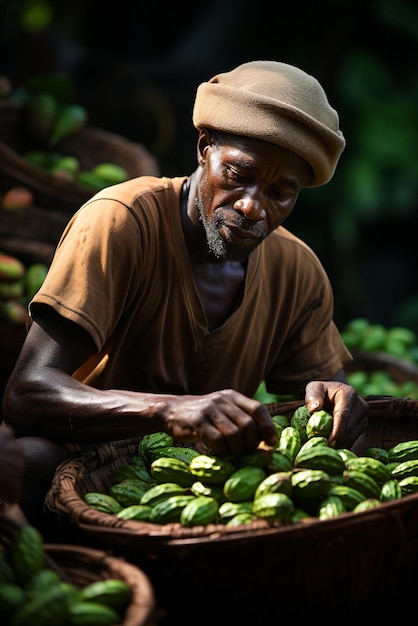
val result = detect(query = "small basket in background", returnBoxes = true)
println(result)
[346,349,418,385]
[0,513,160,626]
[0,101,160,214]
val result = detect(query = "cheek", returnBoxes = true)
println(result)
[267,202,295,230]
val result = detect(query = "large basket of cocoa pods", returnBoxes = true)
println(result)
[0,101,160,214]
[0,513,160,626]
[45,396,418,624]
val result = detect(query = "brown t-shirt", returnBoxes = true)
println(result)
[30,175,352,398]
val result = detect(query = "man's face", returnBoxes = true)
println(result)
[195,133,313,261]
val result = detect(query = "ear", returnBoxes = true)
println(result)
[196,129,211,166]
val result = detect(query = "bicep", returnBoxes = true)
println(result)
[22,305,97,375]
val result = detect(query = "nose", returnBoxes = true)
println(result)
[233,194,266,221]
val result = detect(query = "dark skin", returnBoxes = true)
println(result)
[2,130,368,526]
[0,424,26,503]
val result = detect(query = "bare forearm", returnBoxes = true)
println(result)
[3,369,171,443]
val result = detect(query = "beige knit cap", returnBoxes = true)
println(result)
[192,60,346,187]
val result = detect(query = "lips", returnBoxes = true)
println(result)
[223,223,263,246]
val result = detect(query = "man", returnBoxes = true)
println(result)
[2,60,368,528]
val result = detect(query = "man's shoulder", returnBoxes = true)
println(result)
[88,175,186,207]
[270,226,314,253]
[263,226,325,273]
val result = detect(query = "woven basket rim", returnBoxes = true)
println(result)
[0,513,157,626]
[44,543,158,626]
[45,396,418,544]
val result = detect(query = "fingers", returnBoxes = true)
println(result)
[305,381,368,449]
[304,380,325,413]
[204,403,270,456]
[171,391,277,457]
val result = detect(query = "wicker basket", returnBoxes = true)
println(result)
[346,349,418,385]
[0,101,160,213]
[0,513,160,626]
[45,397,418,623]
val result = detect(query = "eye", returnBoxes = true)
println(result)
[271,188,289,201]
[225,165,249,185]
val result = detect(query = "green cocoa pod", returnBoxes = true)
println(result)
[24,263,48,300]
[90,162,128,185]
[138,432,174,458]
[342,470,381,500]
[337,448,358,462]
[328,484,366,510]
[23,92,57,143]
[190,481,226,503]
[180,495,219,526]
[353,498,381,513]
[254,471,293,500]
[291,507,311,522]
[344,456,390,485]
[398,475,418,495]
[366,447,389,464]
[223,466,266,503]
[380,478,403,502]
[390,459,418,481]
[149,445,200,465]
[252,492,294,522]
[0,550,15,583]
[129,454,149,469]
[277,426,301,464]
[294,445,345,475]
[306,410,333,439]
[25,568,61,598]
[49,103,88,147]
[291,469,332,500]
[271,415,290,429]
[83,492,122,515]
[10,581,73,626]
[290,405,311,444]
[388,440,418,463]
[0,582,25,618]
[109,479,149,507]
[116,504,152,520]
[189,455,236,485]
[386,461,400,474]
[218,501,254,522]
[140,482,187,507]
[226,513,258,526]
[149,495,195,524]
[66,601,119,626]
[112,462,152,484]
[298,436,329,454]
[8,524,45,585]
[76,170,106,190]
[318,495,346,519]
[77,578,131,610]
[150,456,194,487]
[267,450,294,473]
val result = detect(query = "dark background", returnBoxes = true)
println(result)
[1,0,418,333]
